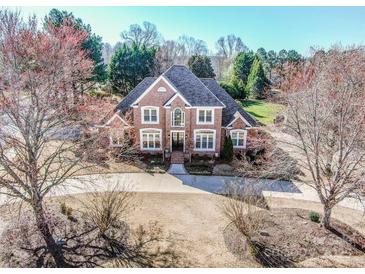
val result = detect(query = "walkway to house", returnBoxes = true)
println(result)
[170,151,184,164]
[168,164,188,175]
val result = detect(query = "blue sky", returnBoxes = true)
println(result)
[14,6,365,55]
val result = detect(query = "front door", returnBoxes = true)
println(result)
[171,131,184,151]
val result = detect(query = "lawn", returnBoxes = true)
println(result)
[239,100,286,125]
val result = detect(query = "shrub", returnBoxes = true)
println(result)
[60,202,67,215]
[309,211,320,223]
[66,207,73,218]
[221,136,234,162]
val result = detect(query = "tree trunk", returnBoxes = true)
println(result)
[33,200,70,267]
[322,205,332,229]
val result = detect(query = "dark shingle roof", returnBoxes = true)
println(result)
[200,78,257,127]
[115,77,157,113]
[114,66,256,128]
[163,65,224,107]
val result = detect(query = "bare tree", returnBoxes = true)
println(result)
[216,34,248,58]
[285,46,365,228]
[177,35,208,56]
[154,40,186,74]
[0,11,94,267]
[101,42,113,64]
[120,21,162,48]
[0,186,180,267]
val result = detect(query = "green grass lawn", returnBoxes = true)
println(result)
[239,99,286,125]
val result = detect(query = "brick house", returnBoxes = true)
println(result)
[99,65,257,159]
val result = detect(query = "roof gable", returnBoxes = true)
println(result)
[163,93,191,107]
[115,77,157,113]
[163,65,225,107]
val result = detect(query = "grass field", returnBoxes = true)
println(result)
[240,100,286,125]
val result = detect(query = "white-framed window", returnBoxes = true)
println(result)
[157,86,167,92]
[230,129,247,148]
[140,129,162,150]
[110,128,127,147]
[141,106,159,124]
[194,129,215,151]
[171,108,185,127]
[196,108,214,124]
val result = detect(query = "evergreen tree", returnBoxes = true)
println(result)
[188,55,216,78]
[45,9,107,83]
[232,51,255,85]
[246,57,267,99]
[221,136,234,162]
[228,51,255,99]
[108,44,156,95]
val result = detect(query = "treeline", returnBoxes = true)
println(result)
[45,9,304,100]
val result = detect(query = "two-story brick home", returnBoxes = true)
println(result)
[99,65,257,159]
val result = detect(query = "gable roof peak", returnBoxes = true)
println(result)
[161,65,225,107]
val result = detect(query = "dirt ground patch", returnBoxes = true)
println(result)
[1,192,365,267]
[0,192,256,267]
[74,159,144,176]
[255,208,364,261]
[224,208,365,267]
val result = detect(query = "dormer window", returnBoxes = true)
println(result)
[172,108,185,127]
[141,106,159,124]
[157,87,167,92]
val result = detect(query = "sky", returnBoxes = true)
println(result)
[12,6,365,56]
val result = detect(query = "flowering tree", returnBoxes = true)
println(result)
[0,10,94,267]
[286,46,365,228]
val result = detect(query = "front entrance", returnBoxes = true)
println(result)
[171,131,184,152]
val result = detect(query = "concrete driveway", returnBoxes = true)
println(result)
[0,172,363,212]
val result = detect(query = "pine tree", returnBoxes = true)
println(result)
[188,55,216,78]
[109,43,156,95]
[246,57,266,99]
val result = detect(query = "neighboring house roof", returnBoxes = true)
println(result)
[162,65,224,107]
[200,78,257,127]
[115,77,157,113]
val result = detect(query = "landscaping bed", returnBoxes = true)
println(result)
[185,155,215,175]
[224,208,365,266]
[141,154,168,174]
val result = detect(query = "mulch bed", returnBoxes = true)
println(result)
[224,208,365,266]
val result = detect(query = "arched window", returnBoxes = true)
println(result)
[172,108,185,127]
[157,87,167,92]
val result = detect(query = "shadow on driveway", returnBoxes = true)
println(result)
[173,175,301,195]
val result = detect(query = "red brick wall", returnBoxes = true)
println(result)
[107,77,229,156]
[189,108,222,154]
[134,78,175,150]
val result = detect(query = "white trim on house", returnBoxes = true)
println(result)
[139,128,163,151]
[163,93,191,107]
[171,107,185,127]
[170,130,185,152]
[193,129,216,152]
[226,111,253,128]
[131,76,180,106]
[141,106,159,124]
[109,128,126,147]
[96,111,131,128]
[186,106,224,109]
[230,129,247,149]
[196,108,215,125]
